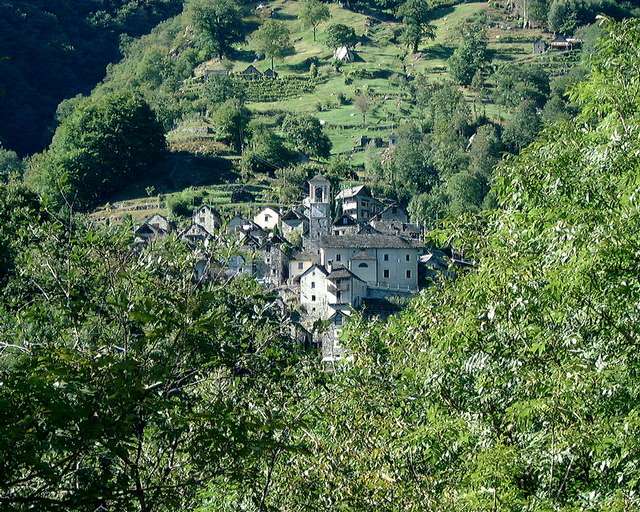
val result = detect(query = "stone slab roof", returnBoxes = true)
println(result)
[327,266,365,282]
[319,234,423,249]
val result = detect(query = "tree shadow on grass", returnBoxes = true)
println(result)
[271,10,297,21]
[230,48,258,63]
[110,152,238,201]
[421,44,454,60]
[429,5,455,21]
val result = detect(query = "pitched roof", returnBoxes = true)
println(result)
[242,64,262,75]
[195,204,221,217]
[351,250,375,260]
[319,234,423,249]
[356,224,383,235]
[335,185,370,200]
[298,263,328,280]
[326,265,365,282]
[180,223,213,238]
[333,213,357,226]
[370,203,407,221]
[309,174,330,184]
[290,249,318,261]
[282,208,304,221]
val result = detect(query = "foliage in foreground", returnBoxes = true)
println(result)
[241,18,640,511]
[0,209,318,511]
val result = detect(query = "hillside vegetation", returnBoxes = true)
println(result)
[0,0,183,155]
[1,16,640,512]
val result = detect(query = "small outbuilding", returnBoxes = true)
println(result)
[240,65,263,79]
[333,46,355,63]
[263,68,278,79]
[533,39,547,54]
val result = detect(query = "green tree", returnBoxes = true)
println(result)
[448,22,488,86]
[0,145,24,182]
[493,63,550,108]
[202,74,246,108]
[397,0,436,53]
[468,123,502,178]
[26,91,165,211]
[299,0,331,42]
[212,99,251,153]
[242,19,640,512]
[502,99,541,153]
[325,23,358,51]
[187,0,243,59]
[241,122,295,175]
[446,170,484,215]
[281,113,332,159]
[354,93,371,127]
[0,215,316,512]
[250,19,293,72]
[547,0,578,33]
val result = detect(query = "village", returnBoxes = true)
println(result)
[131,174,464,363]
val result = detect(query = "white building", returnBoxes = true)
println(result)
[299,264,366,319]
[253,207,281,231]
[318,234,422,291]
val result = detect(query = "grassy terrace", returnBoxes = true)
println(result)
[96,0,554,221]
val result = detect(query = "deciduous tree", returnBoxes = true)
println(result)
[250,20,293,72]
[299,0,331,42]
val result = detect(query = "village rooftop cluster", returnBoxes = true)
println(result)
[133,175,465,361]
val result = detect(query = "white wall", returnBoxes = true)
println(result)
[300,268,328,318]
[321,247,420,290]
[253,208,280,231]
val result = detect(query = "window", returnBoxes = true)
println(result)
[406,254,410,261]
[336,291,342,302]
[298,262,304,270]
[334,315,343,326]
[311,295,316,302]
[384,254,389,261]
[265,214,271,222]
[383,269,389,278]
[311,282,315,289]
[336,254,341,262]
[406,270,412,279]
[358,262,368,268]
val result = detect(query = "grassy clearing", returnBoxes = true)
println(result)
[97,1,555,217]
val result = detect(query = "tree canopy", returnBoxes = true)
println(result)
[26,91,166,211]
[299,0,331,42]
[250,20,294,72]
[187,0,244,59]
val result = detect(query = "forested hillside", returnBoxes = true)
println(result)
[0,0,183,155]
[2,15,640,511]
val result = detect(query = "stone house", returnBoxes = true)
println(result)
[180,223,213,245]
[372,203,409,223]
[146,214,175,233]
[240,64,263,78]
[288,249,319,283]
[133,214,175,244]
[335,185,382,222]
[193,204,221,234]
[299,264,328,318]
[281,208,308,240]
[332,213,358,236]
[369,220,422,239]
[533,39,547,54]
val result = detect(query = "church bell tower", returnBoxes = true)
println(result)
[307,174,331,241]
